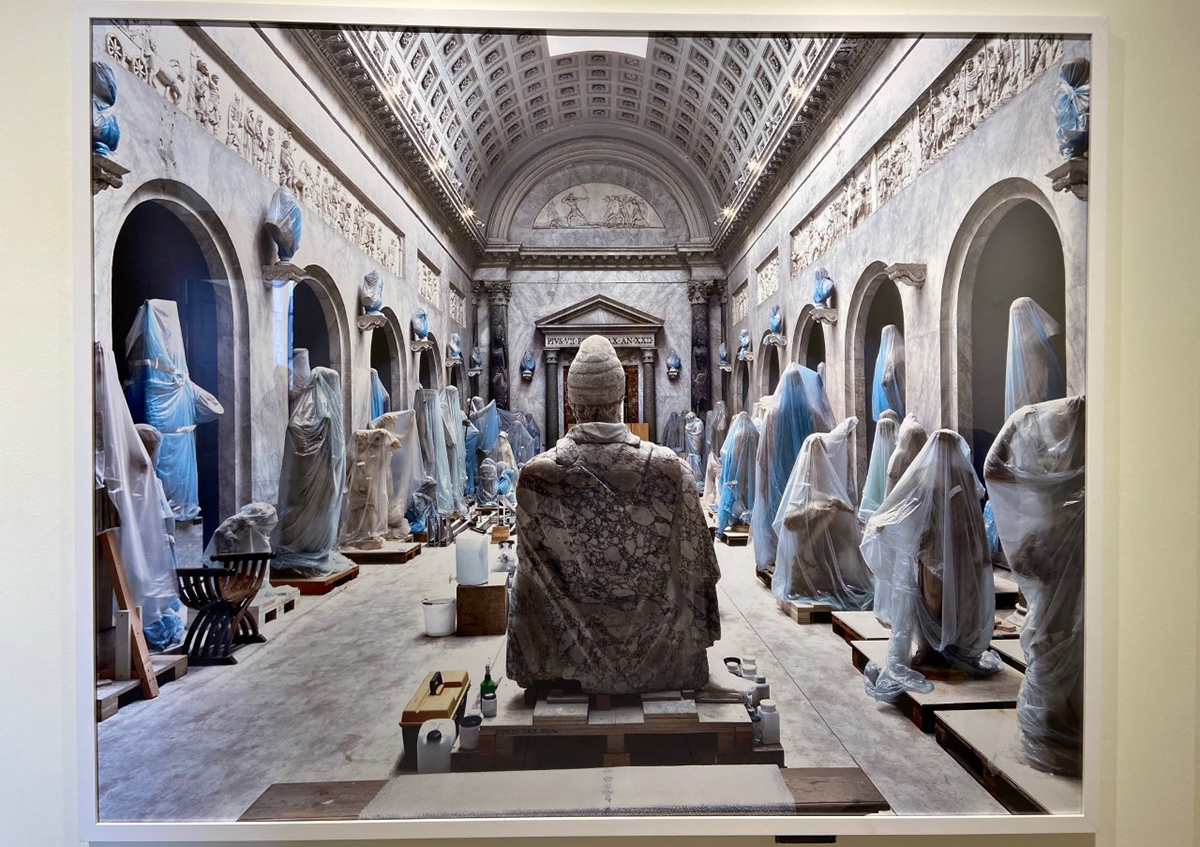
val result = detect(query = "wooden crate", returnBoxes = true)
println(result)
[934,709,1081,815]
[755,564,774,590]
[777,598,833,625]
[719,528,750,547]
[456,579,507,636]
[96,653,188,722]
[849,640,1023,733]
[340,541,422,565]
[270,565,359,596]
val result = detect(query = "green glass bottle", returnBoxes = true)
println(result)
[479,662,498,698]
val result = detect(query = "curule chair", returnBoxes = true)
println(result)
[175,552,275,665]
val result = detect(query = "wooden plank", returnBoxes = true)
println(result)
[720,530,749,547]
[339,541,422,565]
[849,640,1023,733]
[98,530,158,700]
[270,565,359,595]
[780,767,891,815]
[95,653,188,722]
[756,565,774,589]
[992,639,1027,671]
[994,573,1020,610]
[777,598,833,625]
[238,780,387,822]
[831,610,890,643]
[935,709,1081,815]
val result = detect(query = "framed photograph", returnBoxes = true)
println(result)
[77,4,1106,840]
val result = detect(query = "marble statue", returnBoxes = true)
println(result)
[370,410,425,538]
[764,306,785,347]
[290,348,311,400]
[666,350,682,380]
[339,427,402,549]
[476,457,499,505]
[411,308,429,341]
[265,185,302,264]
[447,333,463,363]
[469,345,484,374]
[206,502,277,556]
[737,328,753,361]
[984,396,1085,777]
[704,400,729,466]
[813,268,835,308]
[92,61,121,155]
[861,430,1002,702]
[520,349,536,381]
[684,411,705,484]
[1053,59,1090,160]
[359,270,384,315]
[507,336,721,693]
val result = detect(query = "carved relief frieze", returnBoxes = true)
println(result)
[449,287,466,325]
[791,36,1063,276]
[417,258,441,303]
[101,22,404,276]
[533,183,665,230]
[732,281,749,323]
[755,253,780,305]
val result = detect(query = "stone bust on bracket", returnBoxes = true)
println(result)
[506,335,722,694]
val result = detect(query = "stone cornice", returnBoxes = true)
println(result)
[478,243,719,272]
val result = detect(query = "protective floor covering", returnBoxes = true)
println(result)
[96,541,1007,820]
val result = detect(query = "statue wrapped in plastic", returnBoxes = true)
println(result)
[470,398,500,458]
[413,389,453,516]
[274,367,353,575]
[683,411,705,484]
[661,411,686,454]
[858,409,900,525]
[499,408,538,466]
[370,410,425,538]
[507,335,721,693]
[440,386,469,515]
[369,368,390,420]
[290,348,312,400]
[359,270,384,315]
[716,411,759,535]
[860,430,1001,702]
[1005,297,1066,420]
[773,418,874,610]
[476,458,499,505]
[339,428,402,549]
[875,413,929,624]
[124,299,224,521]
[704,400,729,466]
[985,396,1086,776]
[91,61,120,155]
[812,268,835,308]
[871,324,905,420]
[1053,59,1090,159]
[265,186,302,263]
[207,502,277,556]
[751,364,834,572]
[96,344,184,650]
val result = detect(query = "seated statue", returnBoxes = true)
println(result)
[506,335,721,694]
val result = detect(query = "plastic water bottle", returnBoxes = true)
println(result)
[417,718,456,773]
[758,699,780,745]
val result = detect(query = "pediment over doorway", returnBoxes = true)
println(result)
[535,295,664,349]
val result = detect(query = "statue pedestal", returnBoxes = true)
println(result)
[1047,158,1088,201]
[410,337,434,354]
[812,308,838,325]
[357,312,387,331]
[92,153,129,195]
[262,262,314,285]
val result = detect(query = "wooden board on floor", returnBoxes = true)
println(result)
[991,639,1027,671]
[849,640,1023,733]
[339,541,422,565]
[831,610,890,643]
[994,573,1020,610]
[239,767,888,821]
[777,598,833,625]
[719,529,750,547]
[270,565,359,595]
[934,709,1081,815]
[95,653,188,722]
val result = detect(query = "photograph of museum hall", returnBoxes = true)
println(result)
[89,20,1091,824]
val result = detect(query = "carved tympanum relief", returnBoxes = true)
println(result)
[102,21,404,276]
[533,184,665,230]
[790,36,1063,275]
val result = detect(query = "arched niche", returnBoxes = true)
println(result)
[734,358,752,415]
[295,265,352,442]
[791,305,827,371]
[415,331,444,392]
[376,306,409,410]
[761,333,784,396]
[108,183,249,544]
[943,180,1067,478]
[846,261,907,490]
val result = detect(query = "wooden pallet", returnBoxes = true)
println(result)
[991,639,1027,671]
[248,588,299,630]
[339,541,422,565]
[777,598,833,625]
[239,766,888,821]
[831,610,890,643]
[756,563,774,589]
[719,528,750,547]
[848,640,1023,733]
[934,709,1081,815]
[452,684,781,771]
[994,573,1020,610]
[96,653,188,722]
[270,565,359,596]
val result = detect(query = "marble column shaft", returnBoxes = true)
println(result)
[642,348,657,443]
[486,282,511,410]
[544,349,559,444]
[688,280,712,414]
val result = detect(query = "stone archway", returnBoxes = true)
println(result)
[378,306,409,410]
[298,264,353,442]
[791,304,826,370]
[106,180,250,541]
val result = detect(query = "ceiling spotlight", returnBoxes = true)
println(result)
[464,208,475,218]
[748,159,763,173]
[788,82,804,99]
[721,206,735,219]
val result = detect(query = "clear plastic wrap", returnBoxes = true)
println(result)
[95,343,184,651]
[716,412,759,534]
[772,418,874,610]
[414,388,454,516]
[870,324,906,421]
[204,502,277,556]
[874,413,929,624]
[369,368,390,420]
[751,364,834,571]
[684,411,705,484]
[370,410,425,537]
[661,411,687,454]
[860,430,1001,702]
[499,408,538,467]
[496,431,517,469]
[477,458,499,505]
[984,396,1085,777]
[858,409,900,525]
[1005,297,1066,421]
[470,398,500,458]
[701,449,722,510]
[339,427,402,548]
[440,386,469,515]
[705,400,729,464]
[264,185,302,263]
[123,299,224,521]
[290,348,311,398]
[274,367,354,575]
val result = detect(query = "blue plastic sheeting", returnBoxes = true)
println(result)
[265,186,302,262]
[772,418,874,611]
[750,364,834,572]
[405,481,437,533]
[525,414,541,457]
[812,268,835,306]
[715,412,759,534]
[97,344,184,650]
[858,409,900,525]
[124,299,224,522]
[497,462,515,496]
[414,388,454,516]
[464,418,480,496]
[471,399,501,457]
[411,309,429,340]
[1005,297,1066,420]
[274,367,354,576]
[871,324,906,421]
[861,430,1001,703]
[983,501,1003,565]
[370,368,390,420]
[499,408,538,466]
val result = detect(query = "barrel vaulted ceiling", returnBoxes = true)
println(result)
[303,28,878,259]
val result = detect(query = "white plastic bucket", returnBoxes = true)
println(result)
[422,597,456,636]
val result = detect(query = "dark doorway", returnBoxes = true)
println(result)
[805,324,826,370]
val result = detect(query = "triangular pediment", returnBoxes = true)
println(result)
[535,295,664,332]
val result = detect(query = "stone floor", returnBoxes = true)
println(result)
[96,539,1006,821]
